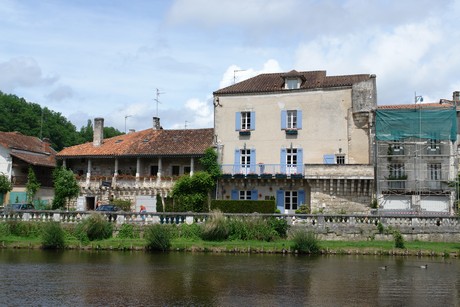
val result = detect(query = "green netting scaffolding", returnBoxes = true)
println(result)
[375,107,457,142]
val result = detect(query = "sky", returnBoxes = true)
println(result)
[1,0,460,133]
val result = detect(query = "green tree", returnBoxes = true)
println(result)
[0,173,13,201]
[200,147,221,180]
[26,167,40,203]
[172,172,215,212]
[52,167,80,210]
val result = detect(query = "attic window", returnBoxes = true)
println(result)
[285,78,300,89]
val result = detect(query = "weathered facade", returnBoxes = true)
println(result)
[56,117,214,211]
[0,132,56,206]
[375,100,458,214]
[213,70,377,214]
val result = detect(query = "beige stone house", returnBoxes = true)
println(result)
[56,117,214,211]
[213,70,377,214]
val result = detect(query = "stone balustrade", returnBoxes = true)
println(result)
[1,211,459,242]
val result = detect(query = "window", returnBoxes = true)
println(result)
[172,165,180,176]
[287,110,297,129]
[285,78,300,89]
[239,190,251,200]
[241,112,251,130]
[240,149,251,173]
[284,191,298,210]
[281,147,303,174]
[389,163,405,179]
[336,155,345,165]
[427,139,441,154]
[150,165,158,176]
[184,166,191,174]
[428,164,441,180]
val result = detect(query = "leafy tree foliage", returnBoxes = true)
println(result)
[199,147,221,180]
[52,167,80,210]
[26,167,40,203]
[0,91,123,151]
[0,173,12,194]
[172,172,215,212]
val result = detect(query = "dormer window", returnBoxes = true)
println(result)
[285,78,300,89]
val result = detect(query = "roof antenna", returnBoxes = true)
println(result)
[233,69,246,84]
[154,88,165,117]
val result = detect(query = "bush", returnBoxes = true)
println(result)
[393,230,405,249]
[290,228,321,254]
[295,204,310,214]
[227,216,279,241]
[268,218,289,238]
[76,214,113,242]
[201,210,229,241]
[377,222,384,234]
[145,224,172,251]
[111,199,132,212]
[117,223,140,239]
[7,221,41,237]
[177,223,202,239]
[41,222,65,249]
[0,222,11,237]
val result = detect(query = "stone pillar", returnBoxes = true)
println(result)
[93,118,104,146]
[136,157,141,178]
[157,157,162,181]
[190,157,195,176]
[114,158,119,177]
[86,159,92,184]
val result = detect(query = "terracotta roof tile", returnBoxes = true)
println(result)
[378,103,455,110]
[0,131,56,167]
[57,128,215,158]
[213,70,373,95]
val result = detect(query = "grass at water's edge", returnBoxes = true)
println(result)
[1,236,460,257]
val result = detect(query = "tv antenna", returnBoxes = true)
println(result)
[233,69,246,84]
[154,88,165,117]
[185,121,189,129]
[124,115,132,133]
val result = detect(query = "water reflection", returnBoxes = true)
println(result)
[0,250,458,306]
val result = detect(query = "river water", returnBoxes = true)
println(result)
[0,249,458,306]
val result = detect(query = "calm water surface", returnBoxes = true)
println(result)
[0,249,459,306]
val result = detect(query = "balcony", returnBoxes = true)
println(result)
[220,164,304,179]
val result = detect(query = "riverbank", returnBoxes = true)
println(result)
[2,236,459,257]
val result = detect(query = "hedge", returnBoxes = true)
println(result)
[211,200,276,213]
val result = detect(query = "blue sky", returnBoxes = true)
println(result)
[1,0,460,132]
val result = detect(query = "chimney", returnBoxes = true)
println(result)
[153,117,162,130]
[453,91,460,102]
[42,137,51,152]
[93,117,104,146]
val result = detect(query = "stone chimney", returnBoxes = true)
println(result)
[93,117,104,146]
[453,91,460,102]
[153,117,162,130]
[42,137,51,152]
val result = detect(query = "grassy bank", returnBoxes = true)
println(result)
[1,235,459,257]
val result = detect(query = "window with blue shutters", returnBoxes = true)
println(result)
[281,110,302,131]
[236,111,255,131]
[233,190,258,200]
[281,147,303,174]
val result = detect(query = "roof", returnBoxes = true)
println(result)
[57,128,215,158]
[213,70,374,95]
[0,131,56,167]
[378,103,456,110]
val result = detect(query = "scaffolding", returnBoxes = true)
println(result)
[375,106,457,213]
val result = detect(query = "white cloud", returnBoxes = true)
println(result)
[0,57,57,92]
[219,59,282,89]
[46,85,75,102]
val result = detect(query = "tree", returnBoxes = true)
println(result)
[172,172,215,212]
[26,167,40,203]
[52,167,80,210]
[0,173,12,196]
[199,147,221,180]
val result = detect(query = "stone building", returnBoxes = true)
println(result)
[56,117,214,211]
[375,100,458,214]
[0,131,56,206]
[213,70,377,214]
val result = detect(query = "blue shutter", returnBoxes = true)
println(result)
[323,154,335,164]
[296,148,303,173]
[250,111,255,130]
[251,190,258,200]
[276,190,284,212]
[280,148,287,173]
[281,110,287,129]
[250,149,256,173]
[234,149,241,173]
[231,190,238,200]
[235,112,241,131]
[297,110,302,129]
[298,190,305,207]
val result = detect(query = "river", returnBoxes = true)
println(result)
[0,249,458,306]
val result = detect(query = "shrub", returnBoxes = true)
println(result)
[117,223,140,239]
[227,216,280,241]
[377,222,384,234]
[177,223,202,239]
[201,210,229,241]
[290,228,321,254]
[145,224,172,251]
[41,222,65,249]
[76,213,113,241]
[268,217,289,238]
[111,199,132,212]
[393,230,405,249]
[295,204,310,214]
[7,221,41,237]
[0,222,11,237]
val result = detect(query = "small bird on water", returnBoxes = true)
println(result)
[420,264,428,269]
[379,265,388,270]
